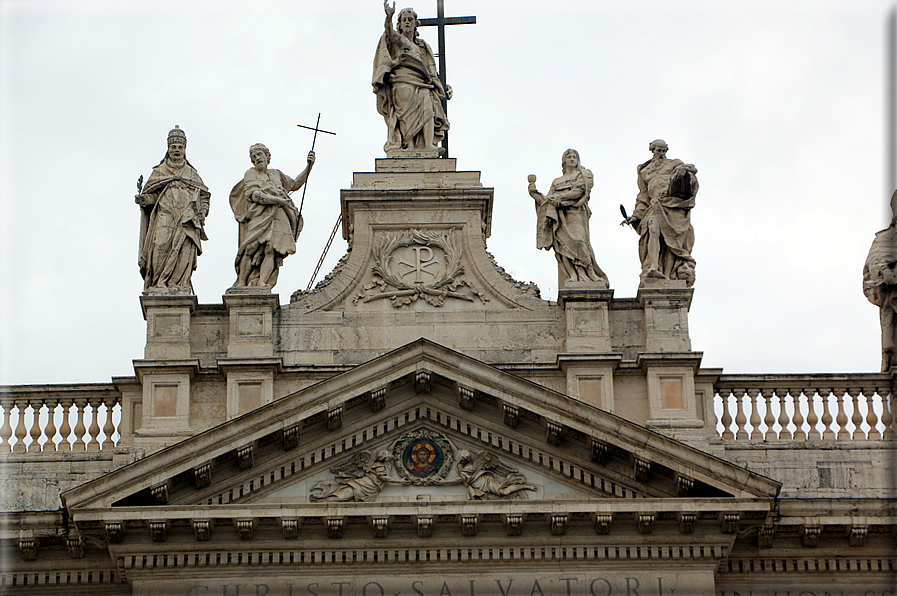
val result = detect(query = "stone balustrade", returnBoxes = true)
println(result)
[713,374,896,441]
[0,385,121,453]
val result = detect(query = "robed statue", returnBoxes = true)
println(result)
[135,125,210,294]
[229,144,314,289]
[864,190,897,371]
[528,149,609,286]
[623,139,698,287]
[373,1,451,155]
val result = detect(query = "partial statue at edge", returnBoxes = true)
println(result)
[373,1,451,155]
[528,149,609,287]
[229,144,315,290]
[135,125,210,294]
[863,189,897,371]
[623,139,698,287]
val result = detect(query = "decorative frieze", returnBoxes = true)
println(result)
[550,514,567,536]
[545,421,562,446]
[506,515,522,536]
[503,404,519,428]
[371,517,389,538]
[370,386,387,412]
[283,425,301,451]
[150,521,167,543]
[194,463,212,489]
[637,513,655,534]
[237,445,254,470]
[193,520,211,541]
[327,406,343,431]
[458,385,474,411]
[236,519,253,541]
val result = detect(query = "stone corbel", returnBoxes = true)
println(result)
[416,370,431,393]
[282,519,300,540]
[461,515,478,537]
[151,481,169,505]
[505,515,522,536]
[590,439,608,464]
[758,523,775,547]
[193,520,211,541]
[637,514,655,534]
[633,457,651,483]
[546,421,563,446]
[236,519,253,540]
[327,517,345,539]
[150,521,167,543]
[106,522,124,544]
[721,513,740,534]
[417,516,433,537]
[237,444,254,470]
[194,463,212,489]
[677,474,694,497]
[550,514,567,536]
[328,406,343,431]
[458,386,475,411]
[19,538,36,561]
[371,517,389,538]
[678,513,696,534]
[283,424,301,451]
[67,536,84,559]
[370,386,387,412]
[595,514,612,535]
[848,526,867,547]
[801,525,821,547]
[503,404,519,428]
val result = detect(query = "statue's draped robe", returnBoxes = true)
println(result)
[863,225,897,370]
[138,160,209,292]
[229,168,303,286]
[372,29,448,151]
[535,167,607,283]
[634,158,698,284]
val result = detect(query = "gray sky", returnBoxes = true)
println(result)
[0,0,894,385]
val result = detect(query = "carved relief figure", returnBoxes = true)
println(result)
[309,450,408,502]
[135,126,210,293]
[864,190,897,371]
[528,149,608,285]
[229,145,315,289]
[373,1,451,154]
[623,139,698,286]
[444,450,536,500]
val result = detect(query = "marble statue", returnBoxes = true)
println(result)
[528,149,608,285]
[447,450,536,500]
[864,189,897,371]
[135,126,210,294]
[623,139,698,286]
[309,450,409,502]
[229,144,315,289]
[373,1,451,154]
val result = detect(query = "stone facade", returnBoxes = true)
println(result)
[0,156,895,595]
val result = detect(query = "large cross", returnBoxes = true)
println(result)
[418,0,476,158]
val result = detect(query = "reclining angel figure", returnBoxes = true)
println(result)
[309,449,408,502]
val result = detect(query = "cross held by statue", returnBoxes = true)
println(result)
[417,0,476,158]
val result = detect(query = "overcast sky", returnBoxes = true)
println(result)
[1,0,895,385]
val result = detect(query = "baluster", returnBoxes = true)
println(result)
[27,400,43,452]
[43,398,58,452]
[102,398,117,449]
[880,389,895,440]
[848,389,864,440]
[805,388,820,440]
[0,399,13,453]
[13,399,28,453]
[747,389,762,440]
[791,389,805,440]
[71,398,87,451]
[777,390,793,440]
[719,390,734,440]
[734,390,748,440]
[865,390,881,440]
[58,399,73,451]
[835,389,850,440]
[86,398,101,451]
[820,389,835,440]
[762,389,776,440]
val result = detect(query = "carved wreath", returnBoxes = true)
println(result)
[355,228,487,307]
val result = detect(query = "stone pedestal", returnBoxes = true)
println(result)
[218,359,281,420]
[638,352,706,443]
[557,353,622,412]
[140,294,198,360]
[559,286,613,353]
[222,292,279,358]
[636,283,693,352]
[132,360,198,451]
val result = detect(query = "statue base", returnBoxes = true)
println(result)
[226,285,274,296]
[385,148,441,159]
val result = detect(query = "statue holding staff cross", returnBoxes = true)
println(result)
[373,1,452,156]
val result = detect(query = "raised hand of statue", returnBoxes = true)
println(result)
[445,84,453,100]
[135,193,151,207]
[307,151,316,168]
[384,0,395,19]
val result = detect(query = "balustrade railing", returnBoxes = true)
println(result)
[0,389,121,453]
[713,374,895,442]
